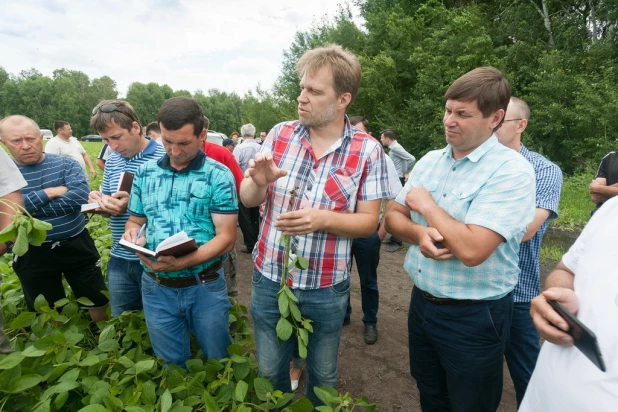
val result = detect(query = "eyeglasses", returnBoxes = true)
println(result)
[503,118,523,122]
[91,103,136,122]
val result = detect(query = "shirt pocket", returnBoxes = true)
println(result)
[323,167,361,211]
[184,193,212,225]
[447,183,483,222]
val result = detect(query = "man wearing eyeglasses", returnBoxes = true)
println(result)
[496,97,563,407]
[385,67,536,411]
[0,115,109,322]
[88,100,166,317]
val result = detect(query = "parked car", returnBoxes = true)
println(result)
[81,135,102,142]
[206,130,227,146]
[40,129,53,140]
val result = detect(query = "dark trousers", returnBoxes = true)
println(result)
[408,286,513,412]
[505,301,540,407]
[238,201,260,250]
[346,231,380,326]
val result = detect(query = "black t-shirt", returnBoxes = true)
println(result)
[593,151,618,212]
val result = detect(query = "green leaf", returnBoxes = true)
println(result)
[53,298,69,308]
[54,391,69,410]
[79,355,102,366]
[283,286,298,302]
[134,359,155,375]
[77,406,111,412]
[235,380,248,402]
[28,228,47,246]
[279,235,290,246]
[33,294,49,312]
[0,222,16,243]
[97,339,119,352]
[289,301,302,322]
[294,255,309,270]
[98,324,116,343]
[230,354,247,363]
[278,291,290,316]
[298,339,307,359]
[8,374,43,393]
[141,380,157,405]
[182,396,202,407]
[32,218,52,230]
[302,319,313,333]
[51,380,80,393]
[76,297,95,306]
[124,407,147,412]
[22,345,46,357]
[117,356,135,368]
[0,352,25,369]
[285,397,314,412]
[31,399,51,412]
[160,389,172,412]
[314,386,337,406]
[298,328,309,346]
[276,317,293,341]
[233,360,250,381]
[227,343,243,356]
[201,391,218,412]
[58,368,80,383]
[13,222,29,256]
[236,406,252,412]
[254,377,274,402]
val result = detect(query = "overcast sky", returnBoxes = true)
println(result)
[0,0,360,97]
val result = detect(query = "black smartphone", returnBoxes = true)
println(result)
[548,300,606,372]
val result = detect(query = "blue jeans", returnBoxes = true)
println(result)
[408,286,513,412]
[346,232,380,326]
[141,267,231,367]
[250,268,348,407]
[107,256,144,317]
[505,301,540,407]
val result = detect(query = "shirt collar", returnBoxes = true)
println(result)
[157,148,205,174]
[142,137,159,156]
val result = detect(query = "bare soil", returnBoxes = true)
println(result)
[233,230,568,411]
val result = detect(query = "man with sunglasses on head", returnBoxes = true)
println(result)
[88,100,166,317]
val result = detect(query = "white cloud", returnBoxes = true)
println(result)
[0,0,360,97]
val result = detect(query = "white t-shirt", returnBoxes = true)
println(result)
[44,136,87,170]
[0,149,27,197]
[520,196,618,411]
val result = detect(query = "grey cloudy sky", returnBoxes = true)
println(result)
[0,0,359,97]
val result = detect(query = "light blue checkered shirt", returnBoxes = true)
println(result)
[514,145,562,302]
[395,135,536,300]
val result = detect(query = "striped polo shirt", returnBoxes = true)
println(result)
[102,138,166,260]
[17,154,89,241]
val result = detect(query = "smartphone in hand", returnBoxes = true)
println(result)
[548,300,606,372]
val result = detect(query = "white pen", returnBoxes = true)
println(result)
[134,223,147,244]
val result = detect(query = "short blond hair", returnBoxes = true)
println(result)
[296,44,361,109]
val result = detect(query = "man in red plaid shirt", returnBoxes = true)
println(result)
[240,45,391,407]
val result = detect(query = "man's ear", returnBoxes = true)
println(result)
[338,92,352,111]
[490,109,505,129]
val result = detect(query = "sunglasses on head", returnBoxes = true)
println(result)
[91,104,135,122]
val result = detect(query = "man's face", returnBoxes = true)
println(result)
[380,134,389,146]
[161,123,205,169]
[58,124,72,138]
[297,66,339,129]
[231,135,238,143]
[352,122,367,134]
[2,124,44,165]
[149,130,161,139]
[260,131,266,139]
[223,144,235,153]
[443,99,503,159]
[99,120,143,159]
[495,101,524,148]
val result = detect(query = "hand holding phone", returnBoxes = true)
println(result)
[548,300,606,372]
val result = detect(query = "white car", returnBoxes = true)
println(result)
[206,130,227,146]
[41,129,54,140]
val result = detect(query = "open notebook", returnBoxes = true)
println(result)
[119,231,198,257]
[81,172,134,212]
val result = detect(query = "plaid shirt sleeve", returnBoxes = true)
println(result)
[358,142,392,201]
[536,161,563,221]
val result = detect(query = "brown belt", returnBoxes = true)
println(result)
[146,261,222,288]
[421,291,481,306]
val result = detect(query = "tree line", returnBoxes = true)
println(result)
[1,0,616,174]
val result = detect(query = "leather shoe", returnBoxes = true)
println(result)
[385,243,403,253]
[364,325,378,344]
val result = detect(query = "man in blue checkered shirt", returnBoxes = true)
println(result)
[386,67,536,411]
[496,96,563,407]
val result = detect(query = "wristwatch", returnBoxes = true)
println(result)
[4,241,13,253]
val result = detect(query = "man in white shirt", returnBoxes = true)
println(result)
[521,196,618,411]
[45,121,96,178]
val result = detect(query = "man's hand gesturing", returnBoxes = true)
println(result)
[245,153,288,187]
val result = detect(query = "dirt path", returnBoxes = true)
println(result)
[233,230,568,411]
